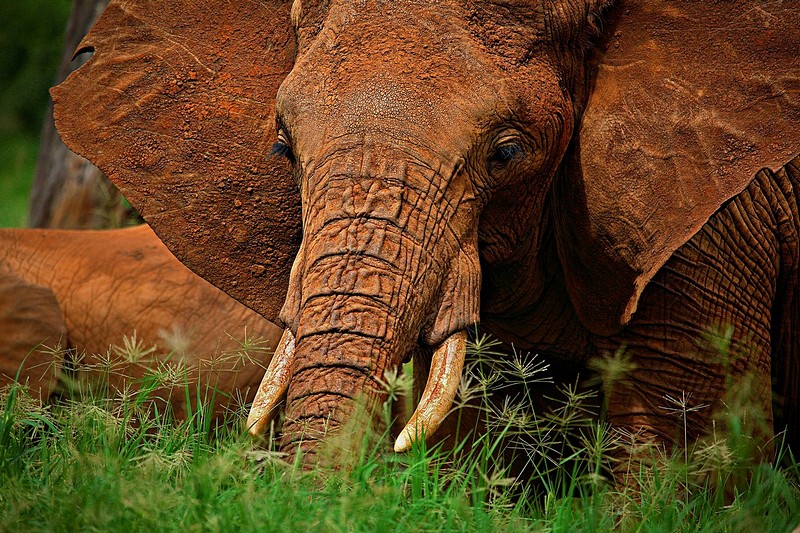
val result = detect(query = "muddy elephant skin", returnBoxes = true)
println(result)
[0,224,282,419]
[52,0,800,466]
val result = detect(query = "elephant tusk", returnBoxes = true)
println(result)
[394,330,467,453]
[246,328,296,436]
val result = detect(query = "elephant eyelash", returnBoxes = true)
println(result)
[492,143,522,162]
[270,141,295,163]
[489,143,523,167]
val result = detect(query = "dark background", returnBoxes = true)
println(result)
[0,0,71,226]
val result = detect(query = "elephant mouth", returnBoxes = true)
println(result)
[246,328,468,452]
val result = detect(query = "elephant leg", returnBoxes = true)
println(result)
[0,272,67,402]
[596,164,799,472]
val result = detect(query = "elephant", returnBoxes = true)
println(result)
[51,0,800,472]
[0,224,282,420]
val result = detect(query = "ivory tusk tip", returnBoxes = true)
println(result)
[392,330,467,454]
[247,403,282,438]
[394,430,412,453]
[246,413,266,437]
[245,328,295,439]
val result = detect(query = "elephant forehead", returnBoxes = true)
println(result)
[338,78,438,132]
[281,3,506,134]
[283,71,503,159]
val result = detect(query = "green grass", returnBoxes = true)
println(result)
[1,335,798,532]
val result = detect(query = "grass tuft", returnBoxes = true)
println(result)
[0,333,798,531]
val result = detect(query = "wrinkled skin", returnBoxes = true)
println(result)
[52,0,800,471]
[272,1,800,461]
[272,2,583,453]
[0,224,282,419]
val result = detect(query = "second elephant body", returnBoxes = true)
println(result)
[0,224,282,420]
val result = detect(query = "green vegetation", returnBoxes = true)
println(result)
[0,0,72,227]
[0,134,38,227]
[1,333,798,531]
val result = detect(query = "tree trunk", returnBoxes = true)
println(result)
[29,0,138,229]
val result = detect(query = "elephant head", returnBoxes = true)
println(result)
[52,0,800,458]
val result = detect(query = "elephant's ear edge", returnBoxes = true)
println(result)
[556,0,800,335]
[51,0,300,323]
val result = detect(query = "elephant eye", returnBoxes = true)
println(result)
[270,140,294,161]
[489,142,523,169]
[271,126,296,164]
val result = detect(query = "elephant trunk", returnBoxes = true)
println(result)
[277,228,427,457]
[248,157,481,460]
[280,329,397,457]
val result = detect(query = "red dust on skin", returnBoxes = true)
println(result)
[52,0,800,470]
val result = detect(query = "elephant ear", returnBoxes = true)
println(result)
[51,0,300,322]
[556,0,800,335]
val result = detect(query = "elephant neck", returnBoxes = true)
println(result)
[479,208,593,363]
